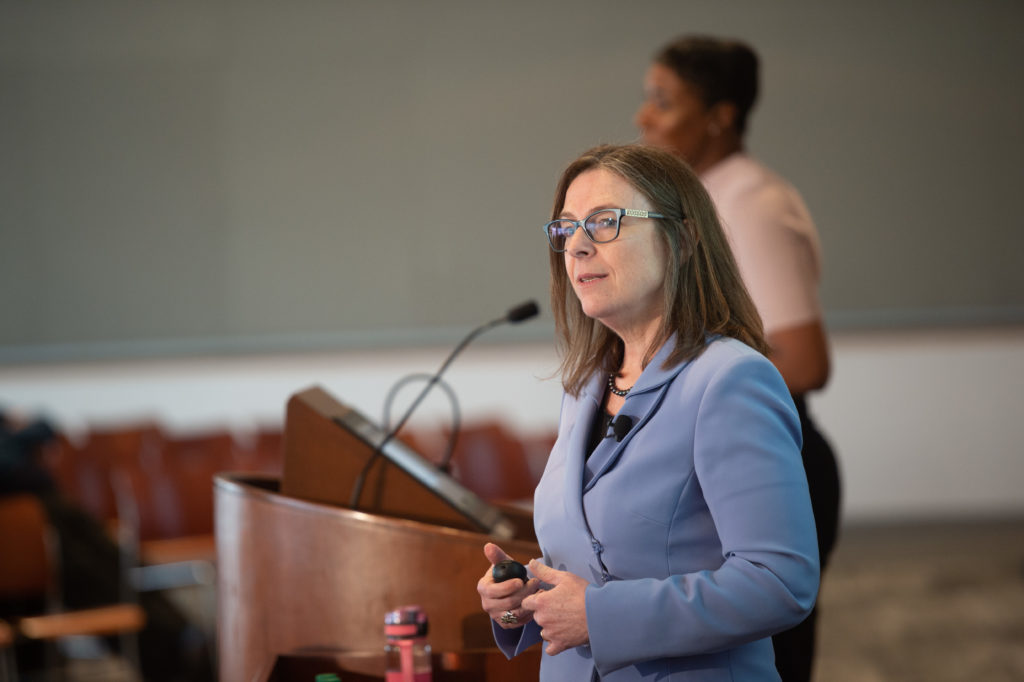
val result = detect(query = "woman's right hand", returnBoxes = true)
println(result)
[477,542,539,628]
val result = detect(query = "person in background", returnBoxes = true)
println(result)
[477,143,819,681]
[0,410,58,497]
[634,35,841,682]
[0,409,213,682]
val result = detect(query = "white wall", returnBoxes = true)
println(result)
[2,327,1022,524]
[811,327,1024,522]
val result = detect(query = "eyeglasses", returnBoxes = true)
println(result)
[543,208,667,252]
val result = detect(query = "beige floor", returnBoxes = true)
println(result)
[815,517,1024,682]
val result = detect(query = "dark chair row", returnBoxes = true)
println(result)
[400,420,555,503]
[39,424,284,543]
[40,418,554,544]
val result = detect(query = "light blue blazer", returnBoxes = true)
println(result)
[495,335,820,681]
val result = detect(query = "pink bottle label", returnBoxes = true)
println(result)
[384,673,431,682]
[385,639,431,682]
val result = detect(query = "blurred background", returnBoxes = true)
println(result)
[2,1,1022,681]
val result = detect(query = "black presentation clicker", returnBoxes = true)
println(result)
[492,559,528,584]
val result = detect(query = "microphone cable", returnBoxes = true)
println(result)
[347,300,539,509]
[381,372,462,473]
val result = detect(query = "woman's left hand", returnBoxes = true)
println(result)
[478,543,539,628]
[521,559,590,655]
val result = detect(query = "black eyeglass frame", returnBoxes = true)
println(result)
[542,208,668,252]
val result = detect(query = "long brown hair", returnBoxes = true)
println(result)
[548,144,767,396]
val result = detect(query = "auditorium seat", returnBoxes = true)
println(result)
[57,423,165,529]
[397,425,450,468]
[0,494,145,681]
[446,420,537,502]
[155,431,236,539]
[232,427,285,475]
[0,619,14,682]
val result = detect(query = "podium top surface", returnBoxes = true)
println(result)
[214,473,537,549]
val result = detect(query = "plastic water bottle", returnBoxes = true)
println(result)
[384,605,432,682]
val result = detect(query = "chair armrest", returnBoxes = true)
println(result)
[139,533,216,565]
[0,619,13,647]
[18,603,145,640]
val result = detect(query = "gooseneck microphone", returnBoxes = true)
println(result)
[347,300,540,509]
[504,300,541,324]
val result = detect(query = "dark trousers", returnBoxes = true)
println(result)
[772,396,841,682]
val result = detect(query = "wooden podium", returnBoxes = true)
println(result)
[215,386,542,682]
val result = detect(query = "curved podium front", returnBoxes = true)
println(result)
[215,474,542,682]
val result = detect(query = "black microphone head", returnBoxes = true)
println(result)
[506,300,540,323]
[613,415,634,442]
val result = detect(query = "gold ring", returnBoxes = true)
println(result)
[499,610,518,625]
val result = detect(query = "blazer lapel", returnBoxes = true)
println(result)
[582,337,693,493]
[565,372,604,519]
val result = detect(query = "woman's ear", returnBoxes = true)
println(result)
[708,101,739,137]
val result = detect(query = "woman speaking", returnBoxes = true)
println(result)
[477,144,818,681]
